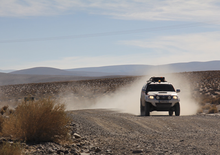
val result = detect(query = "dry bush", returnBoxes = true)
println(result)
[0,106,9,115]
[208,105,218,114]
[8,109,14,115]
[2,98,69,143]
[211,96,220,104]
[199,96,212,105]
[0,116,4,132]
[0,142,22,155]
[197,108,203,114]
[201,104,211,110]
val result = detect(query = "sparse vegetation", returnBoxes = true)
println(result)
[0,115,4,132]
[0,142,22,155]
[0,106,8,115]
[208,105,218,113]
[197,108,203,114]
[201,104,212,110]
[2,98,69,143]
[198,103,219,114]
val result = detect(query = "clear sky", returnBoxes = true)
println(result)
[1,0,220,70]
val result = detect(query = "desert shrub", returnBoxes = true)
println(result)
[8,109,14,115]
[197,108,203,114]
[2,98,69,143]
[199,96,212,105]
[0,142,22,155]
[201,104,211,110]
[0,115,4,132]
[211,96,220,104]
[208,105,218,113]
[0,106,9,115]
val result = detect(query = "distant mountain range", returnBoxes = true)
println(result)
[10,67,113,77]
[10,60,220,76]
[66,60,220,75]
[0,60,220,86]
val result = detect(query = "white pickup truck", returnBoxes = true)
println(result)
[140,77,180,116]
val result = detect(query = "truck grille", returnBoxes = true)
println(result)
[156,95,171,100]
[156,103,172,107]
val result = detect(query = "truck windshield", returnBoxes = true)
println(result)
[147,84,175,92]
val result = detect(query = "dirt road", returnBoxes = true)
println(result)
[69,109,220,154]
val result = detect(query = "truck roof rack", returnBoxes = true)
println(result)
[147,77,166,84]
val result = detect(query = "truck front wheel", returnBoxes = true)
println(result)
[175,103,180,116]
[145,102,150,116]
[169,110,173,116]
[140,100,145,116]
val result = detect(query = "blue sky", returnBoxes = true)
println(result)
[1,0,220,70]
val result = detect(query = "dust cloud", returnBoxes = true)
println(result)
[62,69,199,116]
[60,77,146,115]
[165,74,199,115]
[88,77,147,115]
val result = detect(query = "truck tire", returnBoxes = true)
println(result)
[169,110,173,116]
[145,102,150,116]
[175,102,180,116]
[140,100,145,116]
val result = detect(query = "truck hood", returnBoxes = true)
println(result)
[147,91,178,96]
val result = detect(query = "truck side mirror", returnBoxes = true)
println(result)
[176,89,180,93]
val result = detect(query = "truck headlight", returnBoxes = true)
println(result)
[173,96,178,99]
[149,96,154,99]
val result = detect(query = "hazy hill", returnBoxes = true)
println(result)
[9,60,220,77]
[162,61,220,72]
[10,67,114,77]
[1,60,220,86]
[67,60,220,75]
[66,65,151,75]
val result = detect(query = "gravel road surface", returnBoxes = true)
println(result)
[70,109,220,155]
